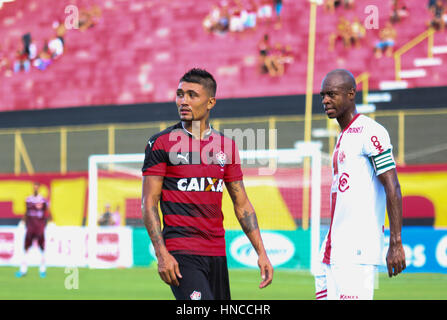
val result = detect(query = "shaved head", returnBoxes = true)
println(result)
[322,69,357,92]
[320,69,358,128]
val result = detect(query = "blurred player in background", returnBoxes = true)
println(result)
[141,68,273,300]
[98,203,114,226]
[315,69,406,300]
[16,182,51,278]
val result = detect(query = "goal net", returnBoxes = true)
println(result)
[87,143,332,272]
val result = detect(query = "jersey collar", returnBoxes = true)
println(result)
[341,113,361,133]
[181,122,213,139]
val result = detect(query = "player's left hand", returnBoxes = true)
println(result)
[258,252,273,289]
[386,240,406,278]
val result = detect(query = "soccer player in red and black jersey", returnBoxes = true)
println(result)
[16,182,51,278]
[141,68,273,300]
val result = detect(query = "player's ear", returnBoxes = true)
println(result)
[207,97,216,111]
[348,88,356,101]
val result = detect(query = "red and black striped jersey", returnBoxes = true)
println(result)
[142,122,243,256]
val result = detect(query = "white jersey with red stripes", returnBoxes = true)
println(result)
[321,113,396,266]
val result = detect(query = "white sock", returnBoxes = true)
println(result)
[39,251,46,273]
[20,251,28,274]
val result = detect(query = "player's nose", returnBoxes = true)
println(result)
[322,94,330,105]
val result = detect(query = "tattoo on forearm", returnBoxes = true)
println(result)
[227,180,244,202]
[239,210,259,234]
[144,205,164,248]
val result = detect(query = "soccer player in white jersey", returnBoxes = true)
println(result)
[315,69,406,300]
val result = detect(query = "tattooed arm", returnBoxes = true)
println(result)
[142,175,182,286]
[225,180,273,288]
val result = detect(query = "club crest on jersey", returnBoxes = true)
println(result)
[215,151,227,167]
[190,291,202,300]
[338,172,350,192]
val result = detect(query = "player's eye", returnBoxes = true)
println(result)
[320,92,335,99]
[176,91,184,98]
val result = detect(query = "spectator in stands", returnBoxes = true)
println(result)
[243,0,258,31]
[428,0,445,31]
[329,16,353,51]
[324,0,341,13]
[257,0,273,21]
[374,21,397,58]
[48,36,64,59]
[203,4,222,34]
[258,33,271,74]
[343,0,355,10]
[53,20,67,46]
[33,41,53,71]
[324,0,354,13]
[264,42,285,77]
[13,49,31,73]
[98,203,114,226]
[390,0,409,24]
[22,33,37,61]
[273,0,283,29]
[218,3,230,33]
[78,4,102,32]
[350,17,366,48]
[229,0,245,33]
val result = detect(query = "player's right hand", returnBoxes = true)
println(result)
[157,252,182,286]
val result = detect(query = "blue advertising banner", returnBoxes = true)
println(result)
[132,227,447,273]
[382,227,447,273]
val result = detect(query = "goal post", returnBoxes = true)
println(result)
[87,153,144,268]
[87,143,327,272]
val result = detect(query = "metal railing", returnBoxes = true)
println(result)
[1,108,447,175]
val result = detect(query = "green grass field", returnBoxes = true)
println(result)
[1,266,446,300]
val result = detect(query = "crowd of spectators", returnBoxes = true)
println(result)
[323,0,447,59]
[324,0,401,59]
[324,0,355,13]
[203,0,283,35]
[0,4,101,76]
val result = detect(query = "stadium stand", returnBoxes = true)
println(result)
[0,0,447,111]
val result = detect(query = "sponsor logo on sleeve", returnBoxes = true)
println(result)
[371,136,384,154]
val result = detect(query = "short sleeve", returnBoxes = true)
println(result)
[142,136,168,176]
[224,139,243,183]
[363,122,396,176]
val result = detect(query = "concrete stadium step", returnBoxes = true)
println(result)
[379,80,408,90]
[432,45,447,54]
[399,69,427,79]
[414,57,442,67]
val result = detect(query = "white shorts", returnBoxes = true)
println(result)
[315,263,378,300]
